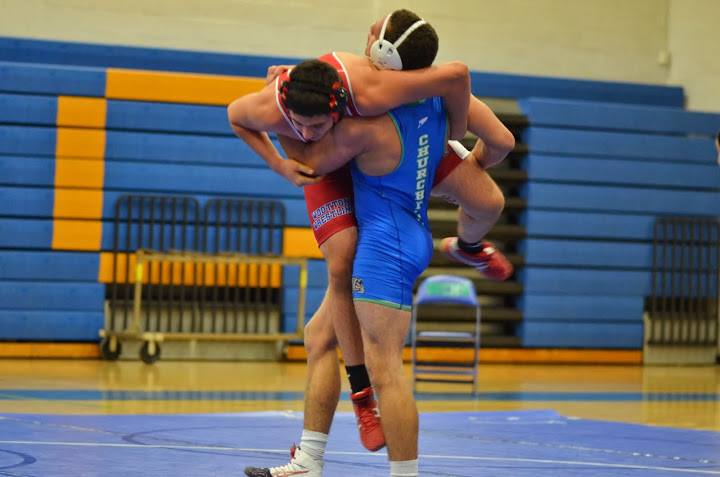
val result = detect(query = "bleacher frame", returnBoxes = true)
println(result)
[100,250,308,363]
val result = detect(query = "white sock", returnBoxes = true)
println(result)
[299,429,328,463]
[390,459,418,476]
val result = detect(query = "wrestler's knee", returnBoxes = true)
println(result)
[321,228,358,289]
[363,345,401,390]
[485,181,505,219]
[304,316,337,360]
[464,178,505,222]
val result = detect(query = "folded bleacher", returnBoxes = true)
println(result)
[518,98,720,348]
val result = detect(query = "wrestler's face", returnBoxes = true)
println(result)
[288,111,334,142]
[365,17,384,57]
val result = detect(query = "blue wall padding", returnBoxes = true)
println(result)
[0,37,297,78]
[0,93,242,137]
[202,228,284,255]
[105,130,266,166]
[282,260,328,289]
[523,155,720,190]
[281,261,327,333]
[0,125,55,156]
[100,191,308,222]
[520,268,651,295]
[519,98,720,135]
[100,222,201,252]
[470,73,683,107]
[100,221,305,252]
[0,156,55,186]
[4,157,304,202]
[282,288,325,333]
[103,160,300,197]
[102,193,305,226]
[521,239,651,268]
[0,37,684,106]
[0,310,103,340]
[105,133,282,173]
[107,100,232,135]
[519,295,644,321]
[0,61,105,97]
[100,226,287,253]
[520,322,643,348]
[0,219,52,248]
[0,251,99,281]
[283,288,323,318]
[524,127,715,163]
[523,210,656,240]
[0,190,308,230]
[523,183,720,216]
[0,281,104,310]
[0,93,57,125]
[0,126,283,167]
[0,187,54,217]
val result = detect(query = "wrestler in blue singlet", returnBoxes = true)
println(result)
[350,97,447,310]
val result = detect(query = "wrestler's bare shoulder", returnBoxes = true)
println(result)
[233,83,296,136]
[333,52,374,78]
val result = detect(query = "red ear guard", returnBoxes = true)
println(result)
[328,81,348,123]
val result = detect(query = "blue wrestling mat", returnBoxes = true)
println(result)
[0,410,718,476]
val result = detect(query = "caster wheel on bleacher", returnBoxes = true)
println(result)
[140,341,161,364]
[100,338,122,361]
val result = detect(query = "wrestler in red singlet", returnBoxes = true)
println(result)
[274,52,463,246]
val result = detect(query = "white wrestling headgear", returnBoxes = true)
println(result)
[369,13,427,70]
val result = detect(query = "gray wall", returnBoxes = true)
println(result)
[1,0,717,110]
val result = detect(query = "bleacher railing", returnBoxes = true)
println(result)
[109,195,200,333]
[648,217,719,346]
[102,194,306,363]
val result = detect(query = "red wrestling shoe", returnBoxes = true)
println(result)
[350,386,385,452]
[440,237,513,281]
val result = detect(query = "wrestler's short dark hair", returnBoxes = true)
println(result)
[283,60,340,117]
[716,130,720,144]
[385,9,439,70]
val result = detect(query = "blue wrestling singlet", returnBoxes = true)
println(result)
[350,97,447,310]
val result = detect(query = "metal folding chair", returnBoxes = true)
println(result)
[411,274,481,393]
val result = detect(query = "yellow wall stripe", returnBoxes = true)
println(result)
[52,219,102,251]
[287,345,643,364]
[54,100,107,253]
[283,228,322,258]
[98,252,282,287]
[0,343,100,359]
[53,189,103,219]
[55,128,106,159]
[55,159,105,189]
[57,97,107,128]
[106,68,265,105]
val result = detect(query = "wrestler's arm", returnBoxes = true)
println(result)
[353,61,470,141]
[227,92,321,186]
[465,96,516,169]
[278,119,371,176]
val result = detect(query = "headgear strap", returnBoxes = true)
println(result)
[369,13,427,70]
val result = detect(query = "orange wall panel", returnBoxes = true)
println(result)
[106,68,265,105]
[283,228,322,258]
[57,96,107,128]
[52,219,102,251]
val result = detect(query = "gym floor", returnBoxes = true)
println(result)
[0,360,718,475]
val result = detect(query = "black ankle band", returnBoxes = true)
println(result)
[345,364,371,394]
[458,238,483,254]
